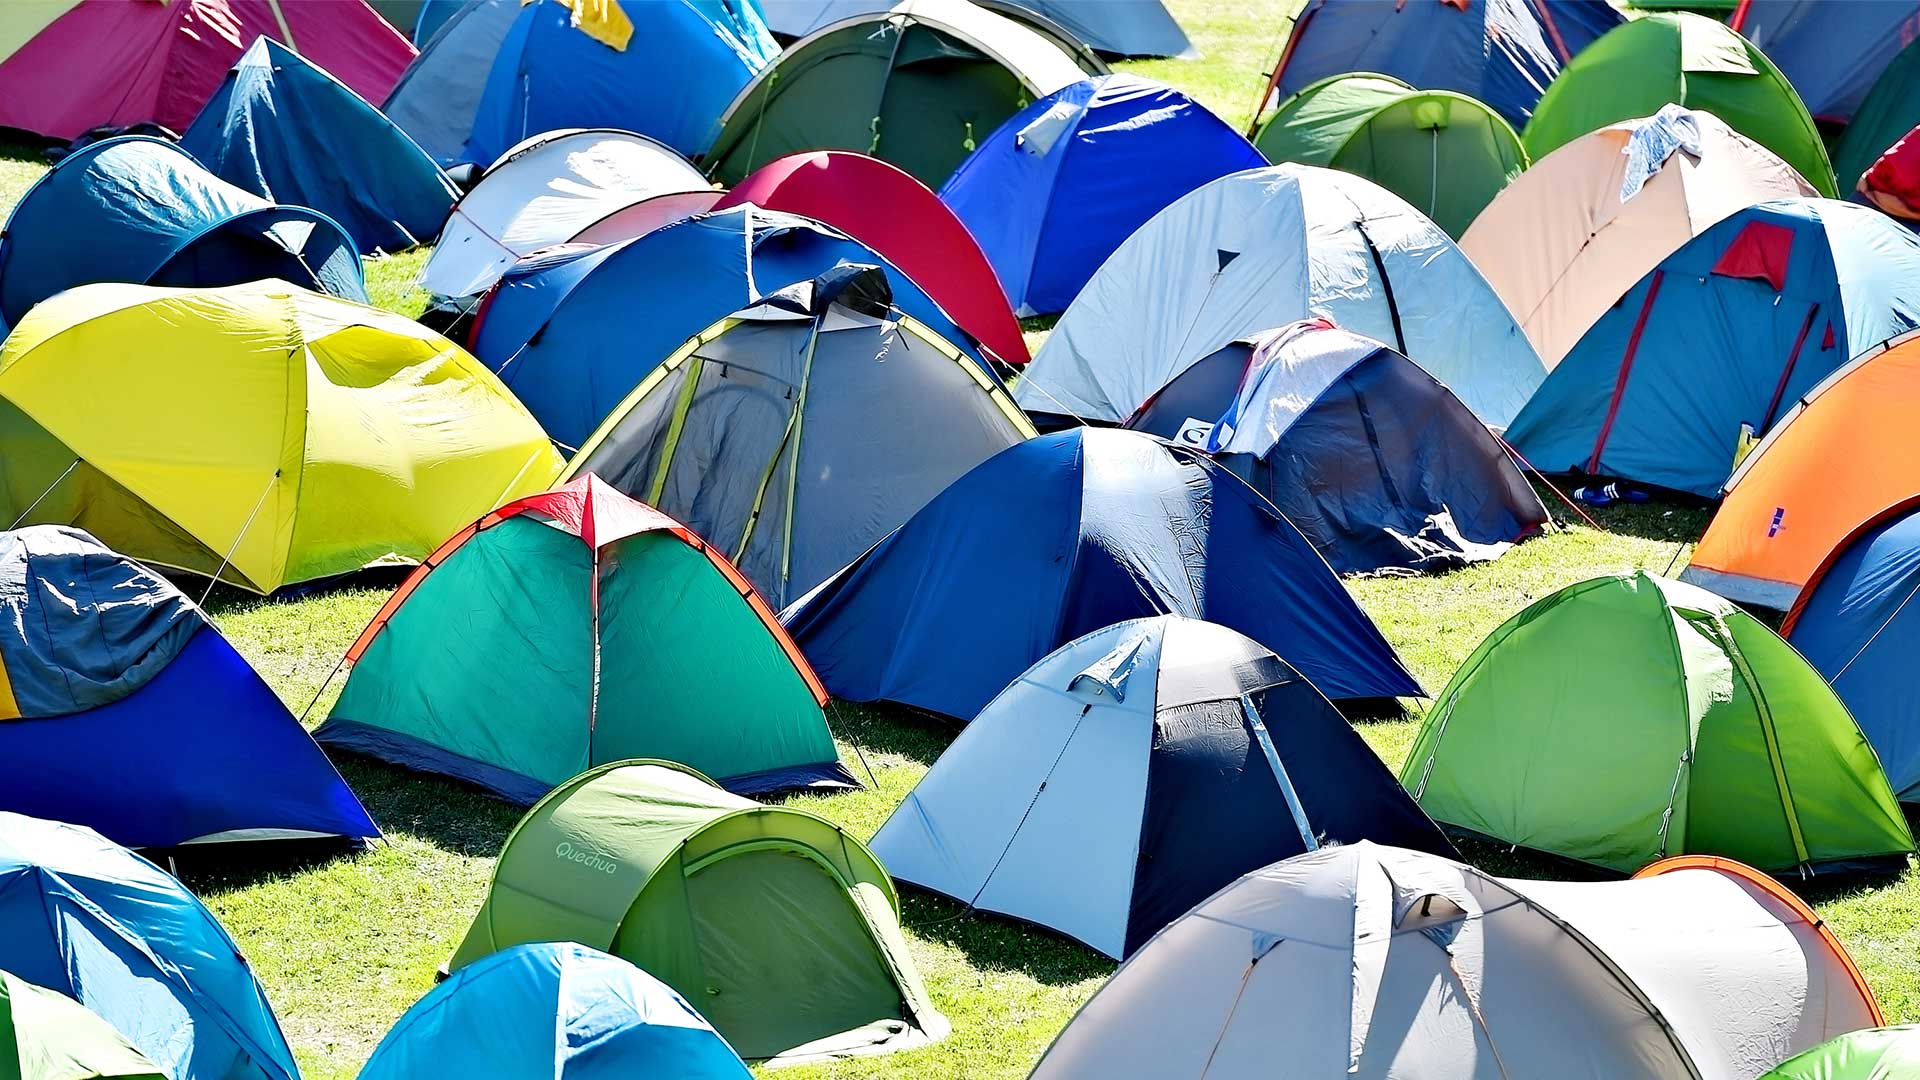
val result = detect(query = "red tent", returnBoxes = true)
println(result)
[714,151,1031,365]
[0,0,414,141]
[1861,127,1920,221]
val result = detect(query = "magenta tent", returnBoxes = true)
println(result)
[0,0,414,141]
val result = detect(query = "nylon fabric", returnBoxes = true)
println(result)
[0,970,166,1080]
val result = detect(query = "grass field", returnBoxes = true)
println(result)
[6,2,1920,1077]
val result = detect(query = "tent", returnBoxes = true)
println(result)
[714,150,1030,365]
[381,0,774,165]
[1017,164,1546,430]
[0,526,377,849]
[1125,321,1549,574]
[0,280,563,595]
[1030,843,1882,1079]
[1758,1026,1920,1080]
[0,971,165,1080]
[1832,37,1920,198]
[1253,74,1525,238]
[1504,198,1920,498]
[0,0,412,142]
[1255,0,1622,130]
[1399,571,1914,874]
[0,813,299,1080]
[760,0,1194,58]
[704,0,1084,188]
[1859,130,1920,221]
[568,190,724,246]
[871,615,1456,959]
[447,760,947,1064]
[317,476,851,803]
[417,129,708,301]
[1462,107,1818,368]
[0,136,364,331]
[563,266,1033,609]
[782,428,1423,719]
[181,38,457,254]
[360,942,749,1080]
[1783,505,1920,802]
[472,208,996,448]
[1522,12,1838,197]
[1728,0,1920,126]
[939,74,1265,316]
[1683,331,1920,609]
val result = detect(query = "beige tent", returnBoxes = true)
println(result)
[1030,843,1880,1079]
[1462,108,1814,369]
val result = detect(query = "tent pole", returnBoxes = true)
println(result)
[6,457,79,530]
[198,470,280,607]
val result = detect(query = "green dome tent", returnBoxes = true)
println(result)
[1399,571,1913,875]
[1523,12,1837,197]
[1758,1026,1920,1079]
[447,760,947,1066]
[1833,37,1920,198]
[1253,73,1526,237]
[0,971,164,1080]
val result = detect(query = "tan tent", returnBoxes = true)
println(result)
[1462,108,1814,369]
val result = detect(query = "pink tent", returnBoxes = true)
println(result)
[1862,127,1920,221]
[0,0,413,141]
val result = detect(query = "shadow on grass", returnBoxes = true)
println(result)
[898,886,1115,988]
[192,565,415,620]
[829,699,959,769]
[1529,480,1714,547]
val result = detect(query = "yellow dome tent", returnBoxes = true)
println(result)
[0,280,564,593]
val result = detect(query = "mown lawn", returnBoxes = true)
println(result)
[6,2,1920,1078]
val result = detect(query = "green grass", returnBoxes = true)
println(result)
[11,2,1920,1077]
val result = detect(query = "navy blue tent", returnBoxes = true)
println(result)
[414,0,462,42]
[182,38,458,254]
[984,0,1192,58]
[0,136,365,330]
[1731,0,1920,126]
[1785,502,1920,802]
[1262,0,1621,128]
[384,0,776,166]
[0,526,377,849]
[1126,321,1548,573]
[781,428,1423,717]
[940,74,1266,317]
[472,206,995,448]
[0,813,300,1080]
[361,943,750,1079]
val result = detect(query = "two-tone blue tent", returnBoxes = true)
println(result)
[0,813,300,1080]
[383,0,776,166]
[0,526,377,849]
[0,136,365,331]
[1259,0,1622,129]
[781,428,1423,718]
[181,38,458,254]
[939,74,1266,317]
[1505,199,1920,497]
[472,206,995,448]
[360,942,750,1079]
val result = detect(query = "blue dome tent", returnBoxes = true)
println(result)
[781,428,1423,718]
[0,136,365,331]
[940,74,1265,317]
[0,813,300,1080]
[0,526,377,849]
[472,206,996,448]
[1505,199,1920,498]
[360,943,750,1080]
[182,38,458,254]
[384,0,777,166]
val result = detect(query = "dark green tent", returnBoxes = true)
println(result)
[1833,36,1920,197]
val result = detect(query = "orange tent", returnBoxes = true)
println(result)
[1683,329,1920,608]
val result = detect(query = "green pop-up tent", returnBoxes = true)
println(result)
[0,970,165,1080]
[1399,571,1914,875]
[448,760,947,1066]
[1758,1026,1920,1079]
[1253,73,1526,237]
[1522,12,1837,197]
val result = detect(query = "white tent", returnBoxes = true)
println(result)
[1031,843,1880,1079]
[1461,108,1816,369]
[418,129,708,301]
[1016,164,1545,430]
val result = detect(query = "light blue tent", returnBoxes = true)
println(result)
[181,38,457,253]
[471,206,996,447]
[939,74,1265,316]
[0,813,299,1080]
[360,943,750,1080]
[0,136,365,330]
[1505,199,1920,497]
[384,0,777,166]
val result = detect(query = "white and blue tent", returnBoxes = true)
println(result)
[1015,164,1546,430]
